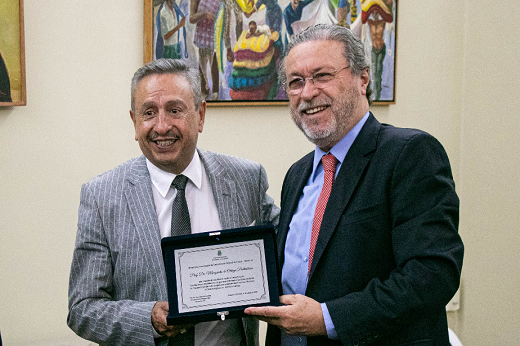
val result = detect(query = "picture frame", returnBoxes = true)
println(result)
[161,225,280,325]
[0,0,26,107]
[144,0,397,106]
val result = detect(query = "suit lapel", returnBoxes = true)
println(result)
[199,150,241,230]
[308,114,380,279]
[277,152,314,268]
[124,156,168,299]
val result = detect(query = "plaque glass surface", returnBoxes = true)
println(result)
[161,225,280,325]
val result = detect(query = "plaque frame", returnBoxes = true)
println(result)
[161,225,280,325]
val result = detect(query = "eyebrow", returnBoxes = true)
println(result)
[139,99,188,113]
[164,99,188,111]
[288,65,336,78]
[139,101,157,113]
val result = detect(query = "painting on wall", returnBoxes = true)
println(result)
[144,0,397,106]
[0,0,26,107]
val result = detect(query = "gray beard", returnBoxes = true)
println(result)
[290,88,357,150]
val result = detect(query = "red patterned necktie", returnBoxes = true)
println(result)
[308,153,337,274]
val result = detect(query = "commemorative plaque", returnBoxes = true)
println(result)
[161,225,280,325]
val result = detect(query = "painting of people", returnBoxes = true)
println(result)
[146,0,396,105]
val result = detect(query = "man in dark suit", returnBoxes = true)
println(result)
[68,59,279,345]
[245,24,464,346]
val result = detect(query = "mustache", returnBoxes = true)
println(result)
[148,131,180,141]
[297,99,331,113]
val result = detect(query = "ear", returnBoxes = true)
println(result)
[129,110,138,141]
[359,68,370,96]
[198,101,206,133]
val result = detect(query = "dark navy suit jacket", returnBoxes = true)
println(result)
[267,114,463,346]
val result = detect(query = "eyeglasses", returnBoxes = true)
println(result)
[284,65,351,95]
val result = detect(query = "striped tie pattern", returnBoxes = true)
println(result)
[308,154,337,274]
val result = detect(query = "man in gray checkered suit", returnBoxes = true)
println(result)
[67,59,279,346]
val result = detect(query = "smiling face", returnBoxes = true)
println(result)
[130,73,205,174]
[285,40,369,151]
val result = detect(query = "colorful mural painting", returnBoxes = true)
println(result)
[146,0,396,105]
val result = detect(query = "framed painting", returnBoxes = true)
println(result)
[0,0,26,107]
[144,0,397,106]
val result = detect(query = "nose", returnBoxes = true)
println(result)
[154,110,172,134]
[299,78,319,101]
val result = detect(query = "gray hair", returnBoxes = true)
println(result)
[279,24,373,104]
[131,58,203,112]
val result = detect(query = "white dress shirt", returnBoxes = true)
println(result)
[147,150,244,346]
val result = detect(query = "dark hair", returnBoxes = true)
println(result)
[131,58,203,112]
[279,24,373,104]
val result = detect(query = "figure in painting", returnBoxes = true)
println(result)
[283,0,317,38]
[221,0,244,63]
[190,0,221,100]
[336,0,350,28]
[282,0,337,40]
[360,0,394,101]
[246,20,261,39]
[245,20,275,39]
[228,21,281,100]
[0,52,12,103]
[227,0,283,101]
[158,0,188,59]
[244,0,282,34]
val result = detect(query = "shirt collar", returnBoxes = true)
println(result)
[312,111,370,179]
[146,150,203,198]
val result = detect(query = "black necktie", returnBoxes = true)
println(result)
[171,175,191,237]
[169,174,194,346]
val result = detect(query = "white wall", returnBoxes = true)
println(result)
[0,0,519,345]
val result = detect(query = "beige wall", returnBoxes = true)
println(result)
[0,0,518,345]
[456,1,520,344]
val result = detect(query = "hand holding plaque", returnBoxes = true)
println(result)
[161,225,280,325]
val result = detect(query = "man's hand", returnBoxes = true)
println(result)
[244,294,327,336]
[151,301,193,338]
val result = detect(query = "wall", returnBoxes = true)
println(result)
[0,0,518,345]
[456,1,520,344]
